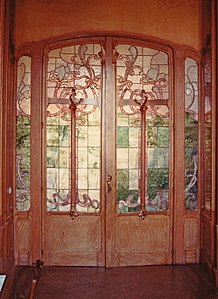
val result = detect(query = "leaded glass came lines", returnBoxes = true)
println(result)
[116,44,170,213]
[46,43,102,213]
[185,58,199,211]
[16,56,31,211]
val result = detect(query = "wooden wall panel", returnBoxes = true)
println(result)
[14,215,31,265]
[184,216,199,263]
[201,213,211,263]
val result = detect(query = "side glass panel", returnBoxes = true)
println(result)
[16,56,31,211]
[184,58,198,211]
[204,99,212,210]
[203,52,212,211]
[46,44,102,212]
[115,44,169,213]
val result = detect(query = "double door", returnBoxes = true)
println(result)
[43,37,173,266]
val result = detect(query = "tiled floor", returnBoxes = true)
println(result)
[10,264,218,299]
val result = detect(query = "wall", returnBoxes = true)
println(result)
[0,0,16,296]
[14,0,200,49]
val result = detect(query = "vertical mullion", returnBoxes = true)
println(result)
[105,37,116,267]
[140,104,146,214]
[69,93,77,218]
[173,47,185,264]
[31,45,42,263]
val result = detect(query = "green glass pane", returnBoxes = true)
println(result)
[47,147,59,168]
[147,127,158,147]
[47,126,60,146]
[157,148,169,168]
[16,116,31,147]
[185,126,198,147]
[147,168,169,199]
[147,148,158,168]
[117,169,129,194]
[157,127,169,147]
[117,127,129,148]
[59,125,69,146]
[129,127,139,147]
[185,112,198,125]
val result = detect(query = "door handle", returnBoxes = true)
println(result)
[107,175,112,192]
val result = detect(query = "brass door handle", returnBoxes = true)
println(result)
[107,175,112,192]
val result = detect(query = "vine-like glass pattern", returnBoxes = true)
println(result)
[116,45,169,101]
[16,56,31,211]
[115,44,169,213]
[203,49,212,211]
[46,43,103,212]
[185,58,198,211]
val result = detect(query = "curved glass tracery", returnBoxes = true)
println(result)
[185,57,199,211]
[16,56,31,211]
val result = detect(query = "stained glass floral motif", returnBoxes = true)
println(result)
[46,43,102,213]
[185,58,198,211]
[115,44,169,102]
[116,44,170,213]
[16,56,31,211]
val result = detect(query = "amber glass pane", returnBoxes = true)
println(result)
[46,43,102,212]
[16,56,31,211]
[185,58,198,211]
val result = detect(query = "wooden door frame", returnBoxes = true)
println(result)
[13,34,201,267]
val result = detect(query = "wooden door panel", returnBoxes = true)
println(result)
[111,215,172,266]
[115,216,171,252]
[44,215,103,266]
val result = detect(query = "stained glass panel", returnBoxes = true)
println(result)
[203,48,212,210]
[46,43,102,213]
[115,44,169,101]
[116,44,170,214]
[16,56,31,211]
[204,112,212,210]
[185,58,198,211]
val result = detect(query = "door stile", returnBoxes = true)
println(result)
[167,51,174,264]
[173,47,185,263]
[31,45,43,264]
[104,37,117,267]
